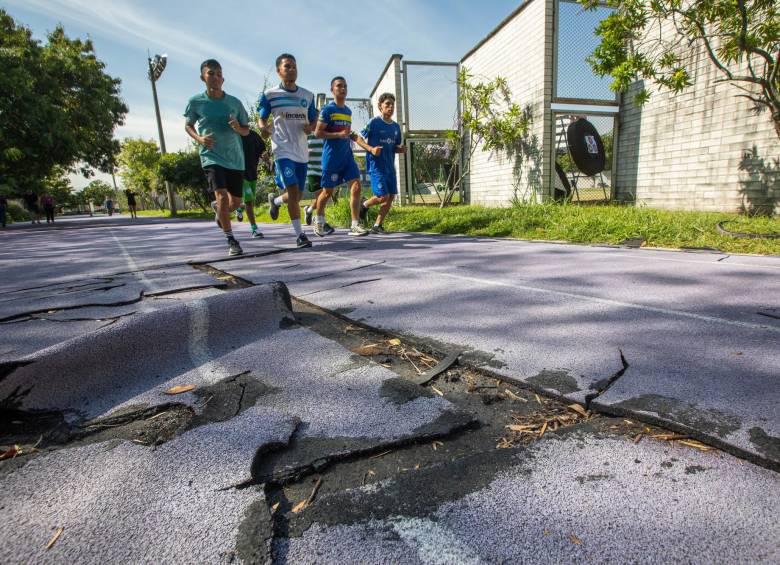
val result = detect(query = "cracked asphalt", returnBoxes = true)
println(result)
[1,214,778,564]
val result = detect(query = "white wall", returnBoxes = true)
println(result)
[461,0,552,206]
[616,26,778,213]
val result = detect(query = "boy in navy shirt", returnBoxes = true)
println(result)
[354,93,405,233]
[314,77,368,236]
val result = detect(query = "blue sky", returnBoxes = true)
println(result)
[3,0,522,188]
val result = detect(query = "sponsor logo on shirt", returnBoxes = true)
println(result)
[285,112,307,120]
[300,99,308,107]
[379,137,395,145]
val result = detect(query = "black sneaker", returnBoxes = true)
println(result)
[323,223,336,235]
[304,205,313,226]
[228,238,243,256]
[370,224,386,234]
[296,233,312,248]
[359,199,369,222]
[236,207,244,222]
[268,194,280,220]
[252,229,264,238]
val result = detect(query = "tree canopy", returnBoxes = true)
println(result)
[0,10,128,193]
[581,0,780,139]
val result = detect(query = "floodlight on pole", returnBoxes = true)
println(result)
[147,52,176,216]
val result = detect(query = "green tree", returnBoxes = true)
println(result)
[81,180,114,207]
[118,138,163,208]
[442,68,532,206]
[158,151,210,211]
[581,0,780,139]
[0,10,127,193]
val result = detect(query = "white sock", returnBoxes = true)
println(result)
[351,220,359,229]
[292,219,303,236]
[274,196,284,206]
[317,215,325,225]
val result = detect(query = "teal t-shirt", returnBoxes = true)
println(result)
[184,91,249,170]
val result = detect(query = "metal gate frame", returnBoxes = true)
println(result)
[400,60,461,204]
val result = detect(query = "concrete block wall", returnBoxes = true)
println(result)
[369,55,409,202]
[617,36,778,213]
[461,0,552,206]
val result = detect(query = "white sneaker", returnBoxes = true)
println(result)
[349,224,369,236]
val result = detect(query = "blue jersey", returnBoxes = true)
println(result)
[319,102,355,173]
[361,116,402,175]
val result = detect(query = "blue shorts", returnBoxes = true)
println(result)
[370,171,398,197]
[321,160,361,189]
[274,159,308,191]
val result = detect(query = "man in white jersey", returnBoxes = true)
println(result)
[257,53,317,248]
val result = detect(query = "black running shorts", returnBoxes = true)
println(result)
[203,165,243,198]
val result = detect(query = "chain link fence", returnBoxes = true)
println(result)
[403,62,459,132]
[555,0,615,101]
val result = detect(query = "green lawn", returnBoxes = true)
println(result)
[138,200,780,255]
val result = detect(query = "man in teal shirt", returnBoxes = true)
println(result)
[185,59,250,256]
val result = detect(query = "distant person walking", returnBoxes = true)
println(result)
[23,191,41,224]
[105,197,114,216]
[0,195,7,228]
[41,193,55,223]
[125,189,138,219]
[185,59,251,256]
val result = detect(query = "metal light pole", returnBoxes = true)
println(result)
[147,53,176,216]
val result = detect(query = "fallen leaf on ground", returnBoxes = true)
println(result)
[46,527,64,550]
[271,503,280,513]
[165,384,196,395]
[567,403,588,418]
[535,394,543,405]
[430,386,444,396]
[634,433,643,444]
[539,421,548,437]
[570,534,582,545]
[0,446,19,460]
[431,441,444,451]
[387,338,402,346]
[291,500,307,513]
[504,389,527,402]
[677,439,713,451]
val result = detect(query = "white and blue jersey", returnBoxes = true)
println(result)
[257,84,317,164]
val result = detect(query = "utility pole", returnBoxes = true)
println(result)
[147,53,176,216]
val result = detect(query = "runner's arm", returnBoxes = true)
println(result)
[314,120,350,140]
[185,121,213,148]
[351,134,381,156]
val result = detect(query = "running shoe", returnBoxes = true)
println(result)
[370,224,386,234]
[228,238,243,256]
[252,229,264,239]
[296,233,312,248]
[304,205,313,226]
[359,199,369,222]
[323,223,336,235]
[236,207,244,222]
[349,224,369,236]
[268,194,280,220]
[313,222,326,237]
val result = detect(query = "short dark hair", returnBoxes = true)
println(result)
[200,59,221,73]
[276,53,296,69]
[378,92,395,105]
[330,76,346,88]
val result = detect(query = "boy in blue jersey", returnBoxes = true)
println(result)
[354,93,405,233]
[184,59,251,256]
[257,53,318,248]
[314,77,368,237]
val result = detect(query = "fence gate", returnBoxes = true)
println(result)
[400,61,460,204]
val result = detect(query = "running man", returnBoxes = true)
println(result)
[258,53,317,248]
[185,59,250,256]
[303,133,335,236]
[315,76,368,236]
[353,92,405,233]
[235,128,266,238]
